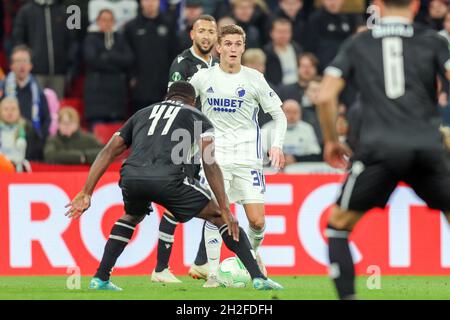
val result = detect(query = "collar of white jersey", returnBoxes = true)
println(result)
[190,47,213,67]
[380,16,412,25]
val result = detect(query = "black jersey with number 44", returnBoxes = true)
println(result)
[326,18,450,151]
[118,100,214,179]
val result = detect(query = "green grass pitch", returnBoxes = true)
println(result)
[0,276,449,300]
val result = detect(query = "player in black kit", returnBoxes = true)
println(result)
[317,0,450,300]
[168,15,219,89]
[153,14,219,283]
[65,81,283,291]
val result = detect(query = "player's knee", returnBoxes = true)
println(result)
[328,208,358,231]
[203,207,223,228]
[249,218,265,231]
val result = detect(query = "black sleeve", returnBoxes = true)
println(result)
[168,57,189,84]
[118,116,134,147]
[435,33,450,78]
[325,37,355,81]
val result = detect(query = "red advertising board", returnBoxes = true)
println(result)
[0,172,449,275]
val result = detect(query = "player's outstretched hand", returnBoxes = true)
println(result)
[221,208,239,241]
[324,141,352,169]
[269,146,285,170]
[65,191,91,219]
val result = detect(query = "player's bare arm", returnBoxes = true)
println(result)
[200,136,239,241]
[65,134,128,219]
[317,75,352,169]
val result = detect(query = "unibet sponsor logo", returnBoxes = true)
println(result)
[171,72,182,81]
[207,98,244,113]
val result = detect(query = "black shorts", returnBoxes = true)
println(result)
[336,149,450,212]
[119,176,211,223]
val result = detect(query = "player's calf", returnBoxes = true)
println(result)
[94,214,144,282]
[244,203,266,251]
[326,207,362,300]
[155,212,179,272]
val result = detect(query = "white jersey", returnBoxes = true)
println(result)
[190,65,283,167]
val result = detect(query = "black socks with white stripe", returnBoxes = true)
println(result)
[327,224,355,300]
[95,219,136,281]
[155,212,178,272]
[219,225,266,280]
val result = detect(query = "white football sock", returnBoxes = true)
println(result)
[204,221,222,277]
[247,224,265,251]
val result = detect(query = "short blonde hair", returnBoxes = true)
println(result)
[242,48,266,65]
[58,107,80,124]
[0,97,21,121]
[218,24,246,43]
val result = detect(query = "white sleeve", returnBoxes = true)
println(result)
[255,74,286,148]
[261,121,274,154]
[189,70,203,98]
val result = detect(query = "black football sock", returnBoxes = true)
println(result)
[193,221,207,266]
[219,225,266,280]
[95,219,136,281]
[327,224,355,300]
[155,212,178,272]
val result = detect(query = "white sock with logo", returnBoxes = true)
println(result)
[204,221,222,277]
[247,224,265,251]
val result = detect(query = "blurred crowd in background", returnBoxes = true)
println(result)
[1,0,450,173]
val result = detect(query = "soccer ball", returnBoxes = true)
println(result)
[217,257,251,288]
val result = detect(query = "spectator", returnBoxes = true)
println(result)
[304,0,363,72]
[84,9,133,127]
[2,0,28,58]
[336,103,348,143]
[0,97,43,171]
[231,0,262,48]
[268,0,307,47]
[438,10,450,125]
[439,10,450,43]
[441,126,450,169]
[0,66,5,96]
[427,0,448,30]
[177,0,205,51]
[262,99,321,166]
[88,0,139,30]
[263,17,302,86]
[124,0,178,112]
[12,0,76,98]
[242,48,267,74]
[2,45,50,141]
[242,48,279,127]
[301,76,322,143]
[44,107,103,165]
[217,15,236,29]
[278,52,319,105]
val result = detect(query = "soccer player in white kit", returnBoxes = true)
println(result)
[190,24,287,287]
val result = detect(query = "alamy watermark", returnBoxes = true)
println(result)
[366,5,381,30]
[366,265,382,290]
[66,5,81,30]
[66,266,81,290]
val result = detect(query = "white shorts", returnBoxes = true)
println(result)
[199,164,265,204]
